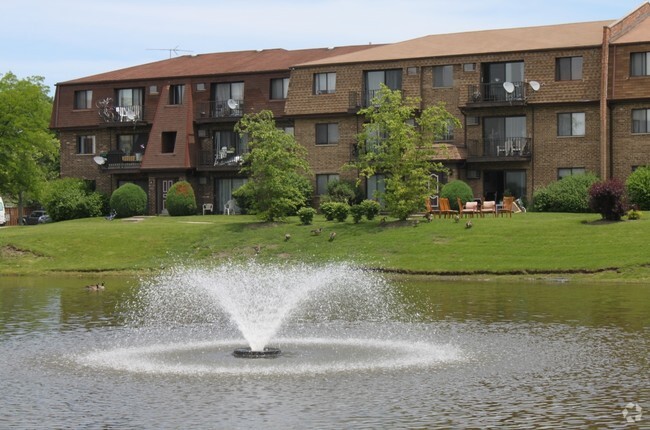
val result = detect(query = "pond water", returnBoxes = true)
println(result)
[0,273,648,429]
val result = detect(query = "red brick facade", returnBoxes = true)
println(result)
[51,5,650,213]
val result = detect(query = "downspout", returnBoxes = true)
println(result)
[600,25,611,179]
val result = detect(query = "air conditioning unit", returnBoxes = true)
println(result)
[467,169,480,180]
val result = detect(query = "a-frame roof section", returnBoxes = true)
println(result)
[59,45,379,85]
[296,20,613,67]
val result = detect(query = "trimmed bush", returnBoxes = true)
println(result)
[324,179,361,204]
[320,201,349,222]
[532,173,599,213]
[626,165,650,210]
[110,183,148,218]
[350,204,365,223]
[41,178,106,222]
[440,180,474,211]
[627,208,642,220]
[297,206,316,225]
[360,199,381,220]
[589,178,627,221]
[166,181,197,216]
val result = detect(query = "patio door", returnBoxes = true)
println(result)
[216,178,247,214]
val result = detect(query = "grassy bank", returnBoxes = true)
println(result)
[1,212,649,282]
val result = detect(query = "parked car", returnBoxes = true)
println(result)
[24,210,51,225]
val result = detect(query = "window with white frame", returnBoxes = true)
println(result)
[436,120,455,141]
[556,56,583,81]
[558,167,586,179]
[316,174,339,195]
[631,52,650,77]
[632,108,650,133]
[76,135,95,154]
[315,123,339,145]
[433,65,453,88]
[314,72,336,94]
[271,78,289,99]
[557,112,585,136]
[74,90,93,109]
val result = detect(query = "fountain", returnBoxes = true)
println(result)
[88,261,460,375]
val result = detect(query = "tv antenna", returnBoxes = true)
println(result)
[146,46,193,58]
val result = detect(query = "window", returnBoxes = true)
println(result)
[433,65,453,88]
[214,82,244,102]
[316,174,339,195]
[271,78,289,99]
[364,69,402,105]
[214,130,247,160]
[118,134,148,155]
[117,88,143,108]
[169,85,185,105]
[76,135,95,154]
[74,90,93,109]
[556,56,583,81]
[161,132,176,153]
[280,126,294,136]
[632,108,650,133]
[315,123,339,145]
[631,52,650,76]
[366,174,386,204]
[557,112,585,136]
[436,120,455,141]
[314,72,336,94]
[558,167,586,179]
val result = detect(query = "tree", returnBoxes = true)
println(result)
[0,72,59,221]
[350,84,460,220]
[233,110,312,222]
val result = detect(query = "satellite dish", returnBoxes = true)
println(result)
[93,156,106,165]
[227,99,239,110]
[503,81,515,94]
[529,80,541,91]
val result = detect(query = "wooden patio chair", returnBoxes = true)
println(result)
[480,200,497,217]
[500,196,514,217]
[438,197,458,218]
[425,196,441,218]
[457,197,478,218]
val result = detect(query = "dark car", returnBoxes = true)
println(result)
[24,210,51,225]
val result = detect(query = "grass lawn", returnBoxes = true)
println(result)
[1,212,649,282]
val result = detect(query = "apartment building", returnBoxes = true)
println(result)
[51,3,650,214]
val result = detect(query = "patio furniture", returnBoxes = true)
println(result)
[223,199,239,215]
[480,200,497,217]
[500,196,514,217]
[457,197,479,218]
[202,203,213,215]
[438,197,458,218]
[425,196,440,218]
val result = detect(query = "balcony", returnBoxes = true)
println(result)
[97,103,145,125]
[196,100,245,121]
[100,150,143,170]
[467,82,527,106]
[466,137,532,162]
[198,148,247,169]
[348,89,409,110]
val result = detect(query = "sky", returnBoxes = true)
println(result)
[1,0,647,95]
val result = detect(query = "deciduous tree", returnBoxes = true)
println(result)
[234,110,312,222]
[0,72,59,220]
[350,84,460,220]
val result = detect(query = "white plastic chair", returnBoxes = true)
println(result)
[202,203,213,215]
[224,200,235,215]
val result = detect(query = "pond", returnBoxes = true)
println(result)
[1,270,648,429]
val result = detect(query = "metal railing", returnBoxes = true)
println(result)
[97,101,144,123]
[196,100,245,119]
[467,82,527,104]
[198,149,248,167]
[467,137,532,158]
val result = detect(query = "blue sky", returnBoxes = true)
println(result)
[1,0,646,95]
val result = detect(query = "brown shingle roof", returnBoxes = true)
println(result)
[59,45,379,85]
[297,20,614,67]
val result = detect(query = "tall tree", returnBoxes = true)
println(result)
[351,84,460,220]
[0,72,59,219]
[234,110,312,222]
